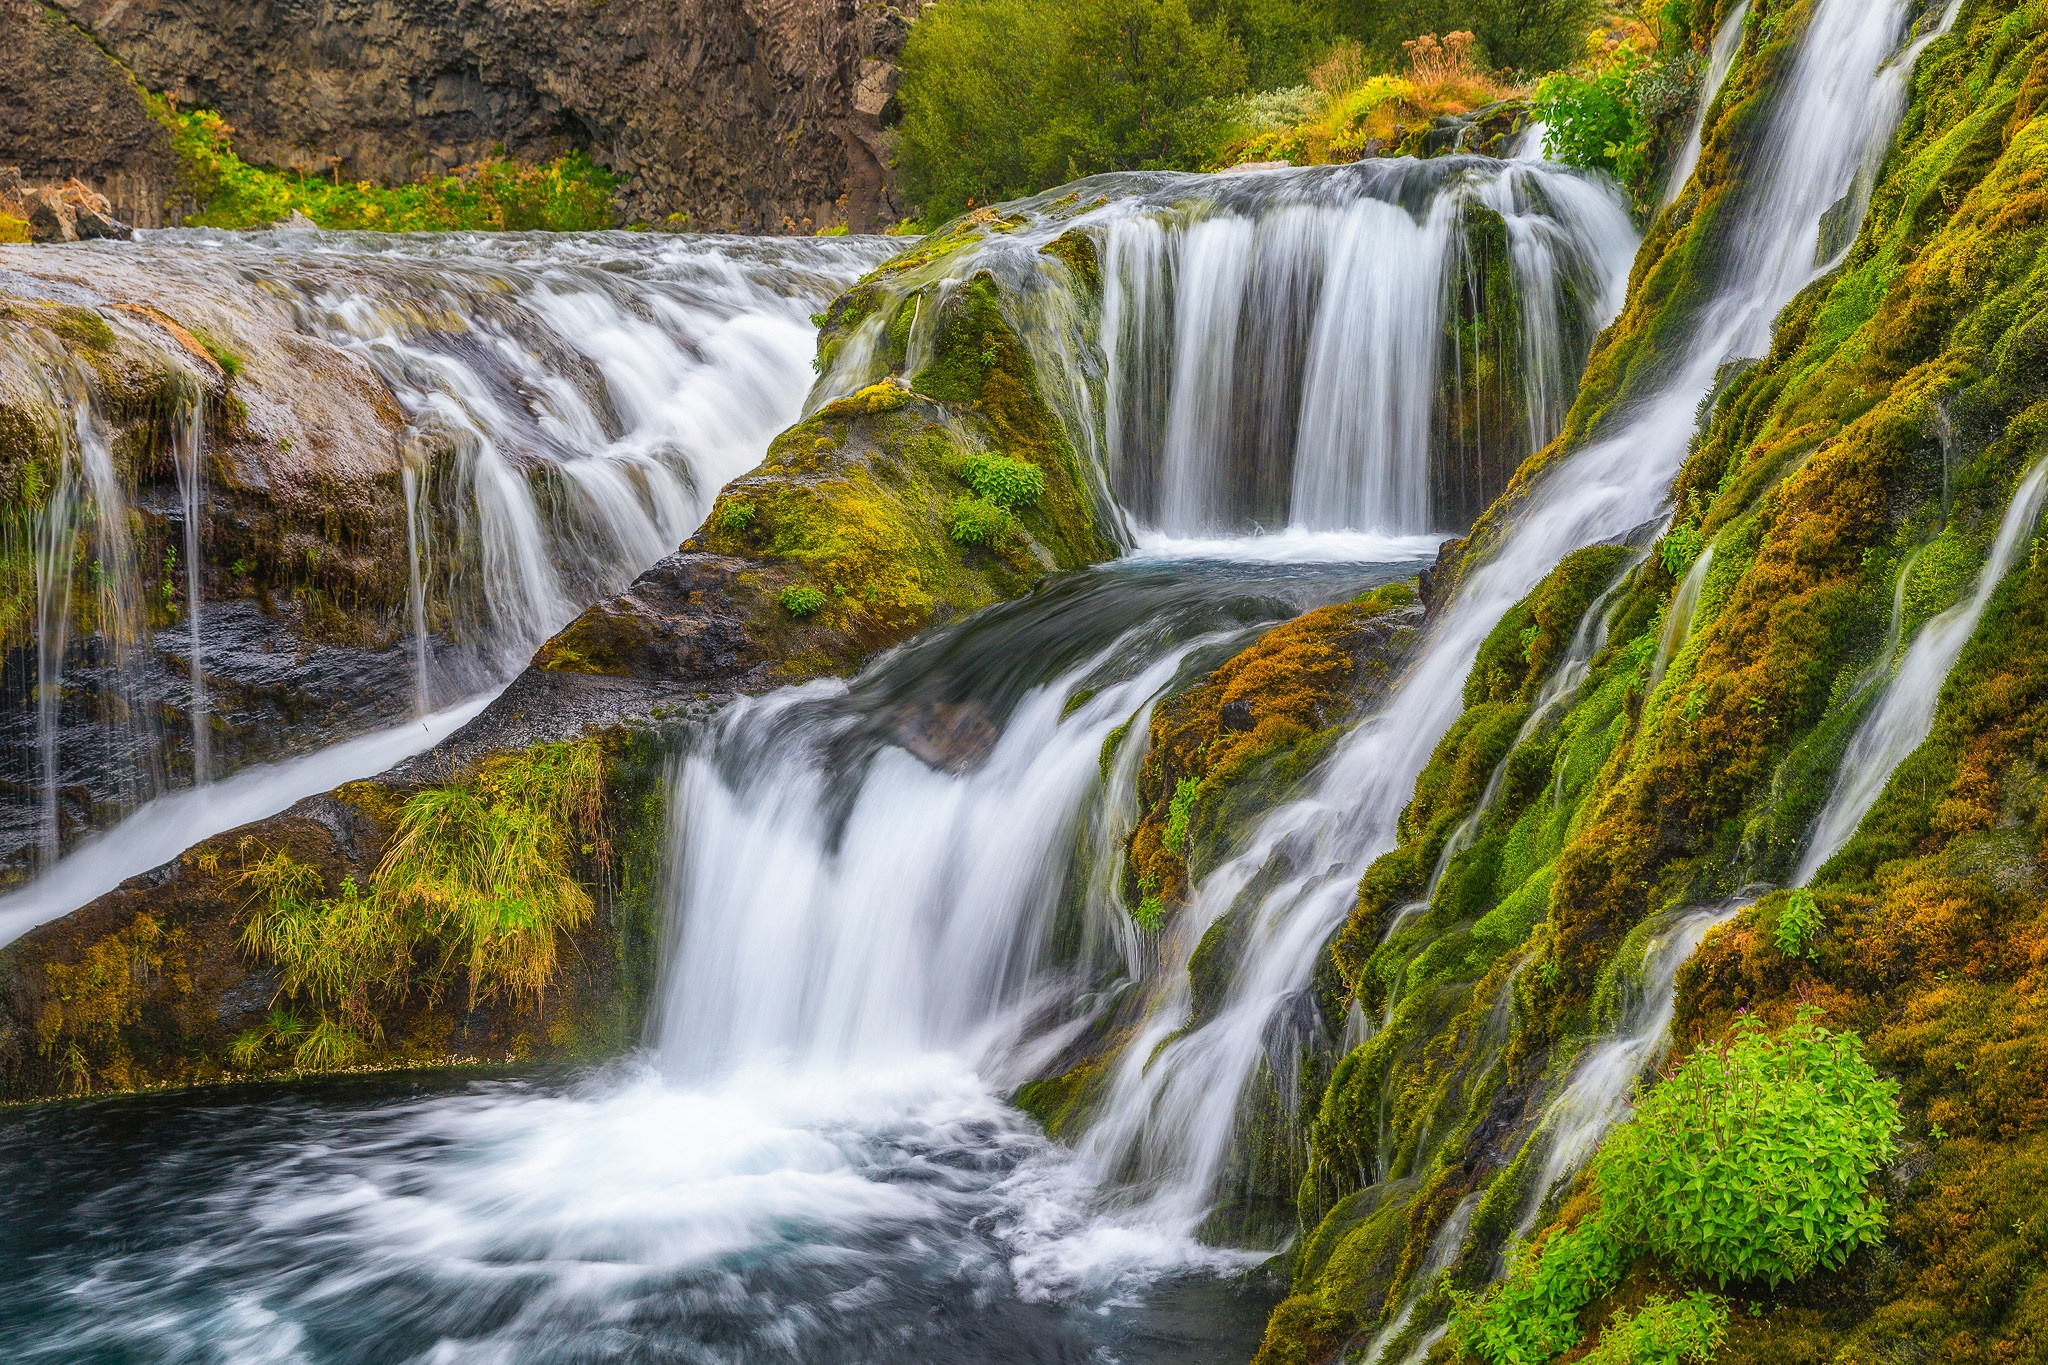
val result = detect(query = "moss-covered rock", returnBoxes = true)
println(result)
[0,727,669,1101]
[1252,0,2048,1358]
[537,263,1113,693]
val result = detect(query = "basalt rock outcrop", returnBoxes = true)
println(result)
[14,0,923,231]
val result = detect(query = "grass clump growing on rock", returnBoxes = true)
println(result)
[780,584,826,616]
[236,737,608,1047]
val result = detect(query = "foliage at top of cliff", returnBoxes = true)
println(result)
[893,0,1605,221]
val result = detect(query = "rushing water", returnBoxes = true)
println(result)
[1797,458,2048,882]
[0,0,1964,1346]
[0,552,1426,1362]
[1,230,890,882]
[1069,0,1944,1274]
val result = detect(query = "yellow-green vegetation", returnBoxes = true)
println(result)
[233,737,605,1064]
[895,0,1606,220]
[1126,582,1420,919]
[169,109,619,231]
[1243,0,2048,1359]
[0,210,29,243]
[676,268,1113,673]
[33,913,191,1094]
[1222,33,1523,166]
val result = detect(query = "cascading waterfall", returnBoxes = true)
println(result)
[1661,0,1752,208]
[1796,459,2048,882]
[1,231,890,909]
[1070,0,1943,1259]
[1090,163,1635,537]
[171,391,210,784]
[0,0,1967,1347]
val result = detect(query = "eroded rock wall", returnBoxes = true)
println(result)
[25,0,920,231]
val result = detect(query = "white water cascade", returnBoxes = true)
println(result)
[1797,459,2048,882]
[1662,1,1752,208]
[1,231,889,919]
[1092,162,1636,536]
[1070,0,1943,1251]
[172,391,211,784]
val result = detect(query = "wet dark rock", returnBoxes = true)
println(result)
[890,698,1000,772]
[1219,698,1257,731]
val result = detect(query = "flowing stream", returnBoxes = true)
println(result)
[1,230,891,901]
[0,0,1965,1348]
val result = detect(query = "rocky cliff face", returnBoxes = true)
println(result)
[16,0,920,231]
[0,0,185,227]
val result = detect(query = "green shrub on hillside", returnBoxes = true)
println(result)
[171,109,618,231]
[958,451,1046,509]
[897,0,1247,221]
[1452,1011,1901,1362]
[1601,1009,1899,1286]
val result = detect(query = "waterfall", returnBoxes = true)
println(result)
[1087,163,1636,537]
[1070,0,1938,1243]
[1,232,889,909]
[1796,459,2048,882]
[1662,1,1752,208]
[172,392,210,784]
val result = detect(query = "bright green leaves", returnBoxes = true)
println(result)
[1659,521,1707,579]
[1774,889,1824,959]
[958,451,1046,509]
[1163,776,1200,857]
[781,584,826,616]
[949,450,1045,546]
[1451,1221,1628,1365]
[948,497,1013,546]
[1580,1292,1728,1364]
[1601,1009,1900,1287]
[1452,1012,1900,1362]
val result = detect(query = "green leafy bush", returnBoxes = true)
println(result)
[1580,1292,1727,1364]
[1454,1012,1901,1361]
[1600,1009,1900,1286]
[1774,889,1823,959]
[959,451,1046,509]
[1536,54,1648,189]
[1451,1221,1628,1364]
[949,496,1014,546]
[1134,894,1168,933]
[897,0,1247,222]
[171,109,618,231]
[1658,521,1706,578]
[781,584,827,616]
[719,502,758,533]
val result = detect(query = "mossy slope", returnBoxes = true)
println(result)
[1249,0,2048,1358]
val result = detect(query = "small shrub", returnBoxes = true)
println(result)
[294,1016,363,1070]
[958,451,1046,509]
[1134,895,1167,934]
[1451,1221,1628,1365]
[377,739,604,1008]
[1580,1292,1727,1364]
[1536,52,1649,191]
[718,501,757,533]
[1658,521,1705,578]
[1774,889,1822,959]
[781,584,827,616]
[1403,30,1478,87]
[1600,1008,1900,1286]
[949,496,1013,546]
